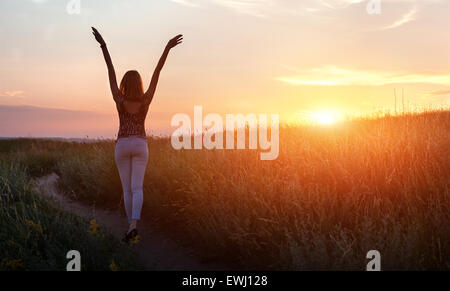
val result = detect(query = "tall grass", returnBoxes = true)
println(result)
[2,110,449,270]
[0,150,141,270]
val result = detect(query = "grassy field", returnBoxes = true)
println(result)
[0,145,141,271]
[1,110,449,270]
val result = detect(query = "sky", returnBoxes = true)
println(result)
[0,0,449,137]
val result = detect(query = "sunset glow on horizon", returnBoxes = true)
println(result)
[1,0,449,137]
[309,110,342,125]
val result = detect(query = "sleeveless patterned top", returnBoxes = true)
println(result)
[116,97,150,140]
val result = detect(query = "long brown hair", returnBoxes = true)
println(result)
[120,70,144,101]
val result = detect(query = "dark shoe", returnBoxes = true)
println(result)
[122,228,138,243]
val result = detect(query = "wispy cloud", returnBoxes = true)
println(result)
[428,90,450,96]
[277,66,450,86]
[170,0,427,27]
[211,0,275,17]
[316,0,365,10]
[170,0,200,8]
[379,6,419,30]
[171,0,276,17]
[0,90,25,97]
[171,0,366,17]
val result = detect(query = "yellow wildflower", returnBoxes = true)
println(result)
[1,258,24,270]
[131,234,140,245]
[109,260,118,271]
[7,240,21,249]
[88,219,99,236]
[25,219,43,234]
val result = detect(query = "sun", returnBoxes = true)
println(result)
[309,111,340,125]
[292,110,344,125]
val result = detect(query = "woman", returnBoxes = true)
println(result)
[92,27,182,242]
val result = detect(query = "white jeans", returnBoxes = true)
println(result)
[115,136,148,223]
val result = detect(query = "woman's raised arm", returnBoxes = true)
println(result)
[92,27,121,103]
[144,34,183,105]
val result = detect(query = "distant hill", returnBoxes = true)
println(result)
[0,105,117,138]
[0,105,173,138]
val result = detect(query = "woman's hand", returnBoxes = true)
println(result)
[166,34,183,50]
[144,34,183,104]
[92,27,106,47]
[93,27,120,101]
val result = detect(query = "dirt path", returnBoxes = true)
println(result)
[36,173,220,271]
